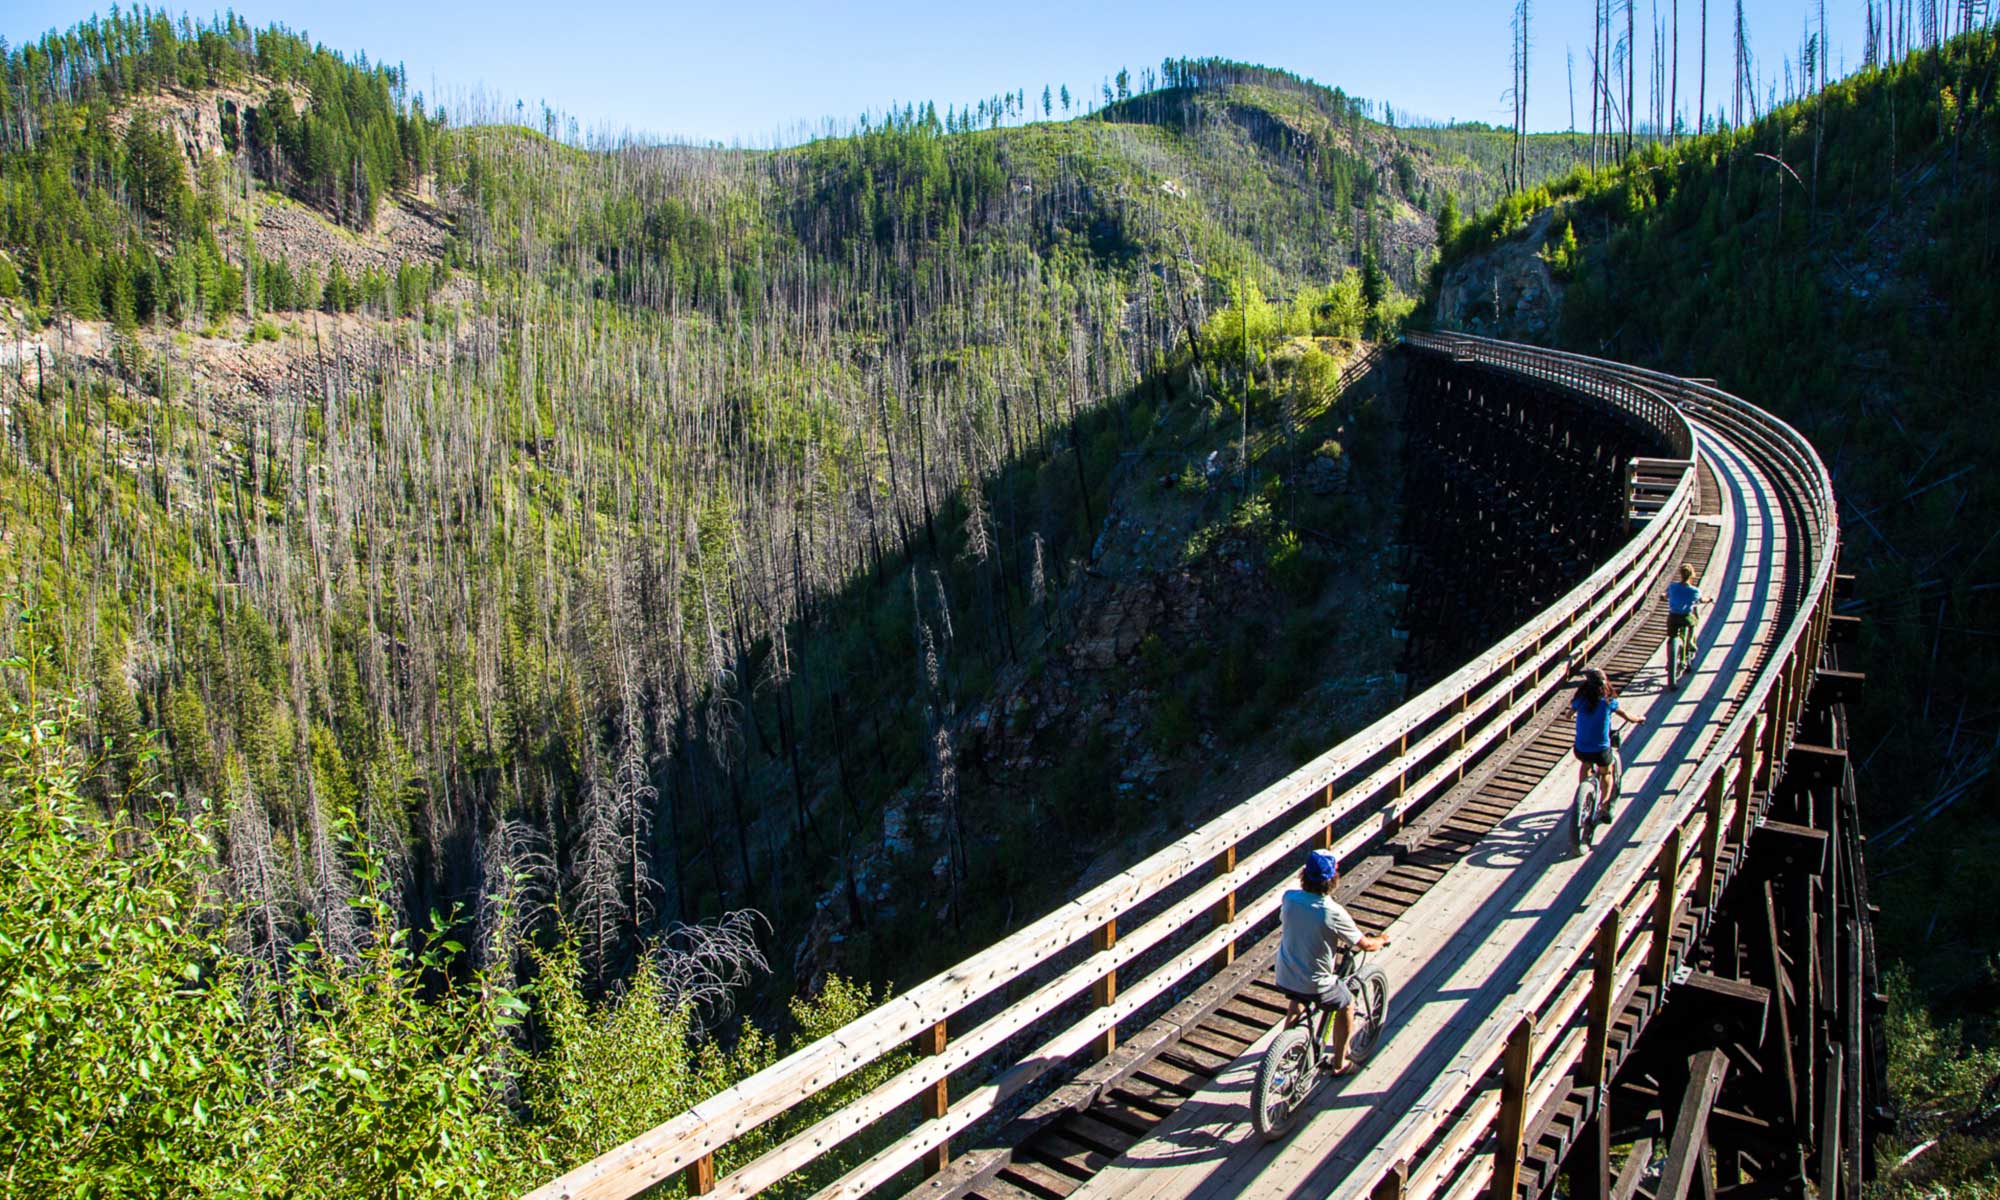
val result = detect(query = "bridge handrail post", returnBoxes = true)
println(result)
[685,1154,716,1197]
[1211,844,1238,972]
[1491,1014,1537,1200]
[1372,1158,1410,1200]
[1583,911,1620,1092]
[1698,771,1728,913]
[1734,722,1759,839]
[1646,827,1684,987]
[920,1020,950,1175]
[1761,675,1787,797]
[1091,920,1118,1060]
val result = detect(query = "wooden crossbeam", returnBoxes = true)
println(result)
[1811,668,1864,708]
[1678,972,1771,1046]
[1784,743,1847,790]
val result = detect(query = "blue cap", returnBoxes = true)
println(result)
[1304,849,1340,884]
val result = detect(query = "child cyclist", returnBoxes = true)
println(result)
[1572,666,1641,821]
[1276,849,1392,1074]
[1664,563,1704,685]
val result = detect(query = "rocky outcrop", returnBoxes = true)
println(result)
[1434,210,1564,338]
[110,82,448,275]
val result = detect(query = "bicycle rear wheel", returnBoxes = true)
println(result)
[1571,781,1594,854]
[1252,1026,1316,1141]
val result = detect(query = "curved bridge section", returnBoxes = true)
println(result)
[526,336,1878,1200]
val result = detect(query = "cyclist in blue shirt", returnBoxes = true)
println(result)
[1571,666,1641,819]
[1276,849,1391,1074]
[1664,564,1704,686]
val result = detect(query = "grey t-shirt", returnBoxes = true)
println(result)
[1275,888,1365,994]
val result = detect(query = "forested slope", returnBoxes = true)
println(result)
[1429,27,2000,1191]
[0,11,1566,1194]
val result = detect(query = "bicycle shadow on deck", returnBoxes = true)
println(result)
[1463,810,1563,870]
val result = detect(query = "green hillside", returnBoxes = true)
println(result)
[1430,27,2000,1191]
[0,12,1566,1195]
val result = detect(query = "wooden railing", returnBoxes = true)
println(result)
[1337,332,1839,1200]
[525,338,1697,1200]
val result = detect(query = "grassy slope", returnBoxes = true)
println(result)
[1430,29,2000,1188]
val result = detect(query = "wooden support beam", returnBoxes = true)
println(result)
[1658,1049,1730,1200]
[1827,613,1860,645]
[1568,1103,1613,1200]
[1819,1044,1845,1200]
[1090,920,1118,1060]
[1612,1138,1655,1200]
[1492,1015,1536,1200]
[1761,884,1799,1125]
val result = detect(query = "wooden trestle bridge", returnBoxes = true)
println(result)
[528,334,1885,1200]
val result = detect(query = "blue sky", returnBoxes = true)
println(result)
[8,0,1875,144]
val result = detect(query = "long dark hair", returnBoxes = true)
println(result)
[1576,666,1612,707]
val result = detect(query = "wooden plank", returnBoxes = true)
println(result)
[996,1160,1077,1199]
[1177,1026,1251,1059]
[970,1175,1055,1200]
[1028,1131,1115,1178]
[1058,1113,1139,1156]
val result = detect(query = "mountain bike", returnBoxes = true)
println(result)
[1569,731,1622,856]
[1251,952,1391,1141]
[1666,606,1700,688]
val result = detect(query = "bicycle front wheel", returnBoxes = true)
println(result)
[1252,1026,1316,1141]
[1347,969,1392,1063]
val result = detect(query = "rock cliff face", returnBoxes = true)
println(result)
[108,81,304,171]
[1433,210,1564,338]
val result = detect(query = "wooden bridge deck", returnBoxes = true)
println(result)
[974,425,1785,1200]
